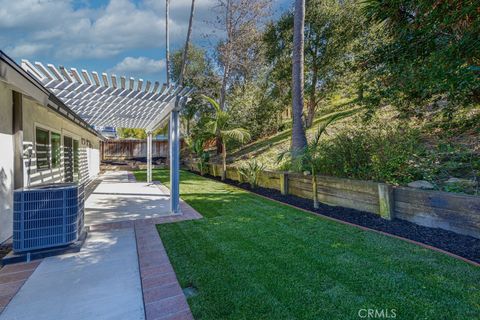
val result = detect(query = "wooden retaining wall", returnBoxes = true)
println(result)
[393,187,480,239]
[185,161,480,239]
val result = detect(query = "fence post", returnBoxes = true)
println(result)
[212,164,217,177]
[378,183,394,220]
[280,172,289,195]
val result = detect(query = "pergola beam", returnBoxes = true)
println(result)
[21,60,191,130]
[21,59,193,216]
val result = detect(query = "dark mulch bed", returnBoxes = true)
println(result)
[195,172,480,264]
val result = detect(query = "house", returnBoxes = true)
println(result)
[0,51,102,244]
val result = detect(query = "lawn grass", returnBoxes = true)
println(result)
[134,169,480,320]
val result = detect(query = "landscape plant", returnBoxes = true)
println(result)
[279,107,363,208]
[203,95,251,180]
[237,159,265,188]
[317,124,424,185]
[185,136,210,176]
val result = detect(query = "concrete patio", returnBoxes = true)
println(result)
[85,171,171,226]
[0,171,201,320]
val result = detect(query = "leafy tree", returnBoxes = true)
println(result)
[362,0,480,116]
[203,95,251,180]
[265,0,364,127]
[228,78,285,139]
[116,128,166,140]
[171,45,220,97]
[116,128,147,139]
[171,45,221,135]
[212,0,272,110]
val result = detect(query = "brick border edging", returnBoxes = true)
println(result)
[0,261,41,315]
[134,222,194,320]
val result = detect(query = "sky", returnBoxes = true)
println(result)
[0,0,291,84]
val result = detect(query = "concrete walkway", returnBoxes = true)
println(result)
[0,171,201,320]
[85,171,170,226]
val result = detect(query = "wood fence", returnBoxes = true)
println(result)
[186,161,480,239]
[101,140,170,160]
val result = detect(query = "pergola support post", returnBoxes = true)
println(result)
[147,132,153,183]
[169,108,181,214]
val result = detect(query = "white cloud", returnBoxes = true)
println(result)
[0,0,216,60]
[144,0,215,11]
[110,56,166,76]
[7,43,52,57]
[0,0,86,29]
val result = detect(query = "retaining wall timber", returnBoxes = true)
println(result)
[185,160,480,239]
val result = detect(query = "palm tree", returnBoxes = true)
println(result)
[179,0,196,86]
[291,0,308,157]
[165,0,170,86]
[202,95,251,180]
[184,136,209,175]
[279,107,364,208]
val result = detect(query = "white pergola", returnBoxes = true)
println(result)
[21,60,193,214]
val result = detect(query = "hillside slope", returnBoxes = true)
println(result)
[209,104,479,194]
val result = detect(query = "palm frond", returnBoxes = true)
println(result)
[203,119,217,135]
[221,128,251,144]
[276,149,291,164]
[216,111,230,130]
[201,94,221,113]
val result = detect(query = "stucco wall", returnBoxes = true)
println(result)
[22,98,100,186]
[0,82,14,243]
[0,82,100,244]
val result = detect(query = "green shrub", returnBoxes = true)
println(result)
[197,152,210,176]
[317,125,424,185]
[238,160,265,188]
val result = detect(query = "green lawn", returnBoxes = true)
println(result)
[134,169,480,320]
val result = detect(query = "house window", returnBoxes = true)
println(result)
[35,126,62,171]
[51,132,61,168]
[35,127,50,170]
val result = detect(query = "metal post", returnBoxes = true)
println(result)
[147,132,153,183]
[169,109,180,214]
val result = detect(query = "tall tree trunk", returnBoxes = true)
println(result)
[219,0,232,111]
[179,0,196,87]
[218,62,230,154]
[219,62,230,111]
[165,0,170,86]
[291,0,307,156]
[221,142,227,181]
[306,51,319,128]
[216,137,223,155]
